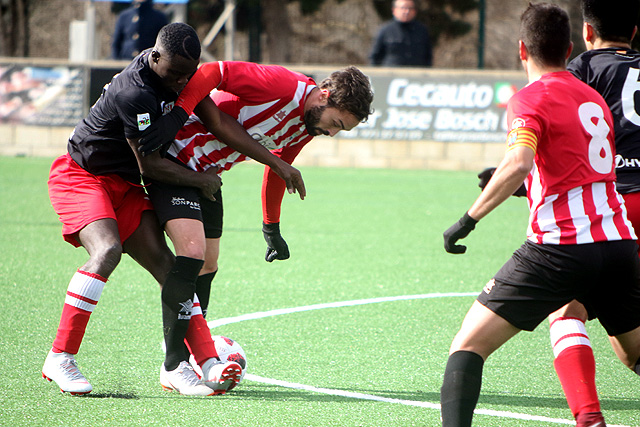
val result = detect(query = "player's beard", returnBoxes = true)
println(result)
[304,105,329,136]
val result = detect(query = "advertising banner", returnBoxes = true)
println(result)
[0,65,84,127]
[342,72,528,144]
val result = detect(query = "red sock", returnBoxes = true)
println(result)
[550,317,601,418]
[184,295,218,365]
[52,270,106,354]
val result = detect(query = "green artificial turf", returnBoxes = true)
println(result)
[0,156,638,427]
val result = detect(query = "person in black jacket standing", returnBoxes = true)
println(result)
[369,0,433,67]
[112,0,168,60]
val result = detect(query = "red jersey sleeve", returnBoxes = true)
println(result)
[175,61,223,114]
[261,138,312,224]
[218,61,312,103]
[506,87,544,136]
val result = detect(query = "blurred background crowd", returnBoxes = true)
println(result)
[0,0,599,70]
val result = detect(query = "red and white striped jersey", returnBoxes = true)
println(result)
[168,61,316,173]
[168,61,317,223]
[507,71,636,244]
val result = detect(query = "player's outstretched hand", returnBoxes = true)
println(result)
[272,162,306,200]
[197,167,222,201]
[443,212,478,254]
[477,167,496,190]
[262,222,290,262]
[138,106,189,157]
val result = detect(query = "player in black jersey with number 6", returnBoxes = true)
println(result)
[546,1,640,425]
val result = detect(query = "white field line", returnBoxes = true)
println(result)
[207,292,478,329]
[208,293,631,427]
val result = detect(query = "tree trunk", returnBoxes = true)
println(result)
[261,0,292,63]
[0,0,28,56]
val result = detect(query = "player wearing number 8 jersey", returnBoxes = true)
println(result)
[440,4,640,426]
[510,74,633,245]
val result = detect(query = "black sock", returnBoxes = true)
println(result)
[634,357,640,376]
[441,350,485,427]
[195,270,216,319]
[162,256,203,371]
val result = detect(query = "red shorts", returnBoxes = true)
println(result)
[622,191,640,255]
[48,154,153,247]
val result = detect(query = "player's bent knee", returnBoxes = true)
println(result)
[201,260,218,275]
[548,301,588,324]
[175,247,205,261]
[96,242,123,265]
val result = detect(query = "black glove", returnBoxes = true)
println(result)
[477,167,496,191]
[262,222,290,262]
[138,106,189,157]
[477,166,527,197]
[443,212,478,254]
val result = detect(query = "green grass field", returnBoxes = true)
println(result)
[1,156,638,427]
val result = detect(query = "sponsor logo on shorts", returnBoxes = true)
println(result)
[171,196,201,210]
[137,113,151,131]
[483,278,496,294]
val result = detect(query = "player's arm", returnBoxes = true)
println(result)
[116,88,222,200]
[444,128,536,254]
[194,96,306,199]
[138,62,224,157]
[468,144,533,221]
[260,141,307,262]
[128,137,221,201]
[477,167,527,197]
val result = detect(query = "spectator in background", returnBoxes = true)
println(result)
[369,0,433,67]
[112,0,168,60]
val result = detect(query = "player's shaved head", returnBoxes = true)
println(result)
[520,2,571,68]
[582,0,640,43]
[155,22,201,61]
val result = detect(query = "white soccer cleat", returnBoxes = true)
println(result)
[160,361,216,396]
[42,350,92,395]
[199,358,243,395]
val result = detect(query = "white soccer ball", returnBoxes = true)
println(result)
[211,335,248,382]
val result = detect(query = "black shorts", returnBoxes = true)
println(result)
[477,239,640,336]
[145,179,223,239]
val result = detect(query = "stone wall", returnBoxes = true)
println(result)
[0,122,505,171]
[0,64,517,171]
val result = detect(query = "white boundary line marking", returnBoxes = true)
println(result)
[207,292,478,329]
[208,293,630,427]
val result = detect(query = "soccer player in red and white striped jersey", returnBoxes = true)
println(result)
[138,62,374,375]
[440,4,640,426]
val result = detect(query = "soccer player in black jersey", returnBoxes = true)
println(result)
[546,1,640,425]
[43,23,305,396]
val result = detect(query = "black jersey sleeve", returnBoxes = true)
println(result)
[567,56,583,80]
[115,86,160,141]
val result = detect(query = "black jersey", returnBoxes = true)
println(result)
[68,49,178,183]
[568,48,640,193]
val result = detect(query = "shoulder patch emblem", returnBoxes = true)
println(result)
[137,113,151,131]
[511,117,526,130]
